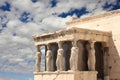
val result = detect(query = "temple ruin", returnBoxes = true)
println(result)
[33,10,120,80]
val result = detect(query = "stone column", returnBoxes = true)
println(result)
[35,46,42,72]
[56,42,64,71]
[70,40,79,71]
[104,47,110,80]
[86,41,96,71]
[46,44,52,71]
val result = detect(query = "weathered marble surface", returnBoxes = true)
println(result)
[34,71,97,80]
[56,48,64,71]
[36,52,41,72]
[86,42,96,71]
[70,46,79,71]
[46,49,52,71]
[56,42,65,71]
[70,41,79,71]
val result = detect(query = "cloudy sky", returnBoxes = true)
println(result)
[0,0,120,80]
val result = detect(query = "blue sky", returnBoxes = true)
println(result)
[0,0,120,80]
[0,72,33,80]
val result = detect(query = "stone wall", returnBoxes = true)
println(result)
[34,71,97,80]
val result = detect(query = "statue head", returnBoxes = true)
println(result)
[72,40,77,47]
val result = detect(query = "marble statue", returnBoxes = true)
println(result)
[36,52,41,72]
[46,45,52,71]
[86,42,96,71]
[56,42,64,71]
[70,40,79,71]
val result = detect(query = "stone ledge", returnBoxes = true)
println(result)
[34,71,98,80]
[34,71,97,75]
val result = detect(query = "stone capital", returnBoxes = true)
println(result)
[58,41,63,49]
[47,44,51,50]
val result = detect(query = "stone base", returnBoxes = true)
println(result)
[34,71,97,80]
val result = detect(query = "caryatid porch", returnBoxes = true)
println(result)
[33,27,111,80]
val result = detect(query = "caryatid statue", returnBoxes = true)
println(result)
[46,44,52,71]
[56,42,64,71]
[70,40,79,71]
[36,46,42,72]
[86,41,96,71]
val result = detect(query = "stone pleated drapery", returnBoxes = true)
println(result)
[46,44,52,71]
[70,40,79,71]
[35,46,42,72]
[86,41,96,71]
[56,42,65,71]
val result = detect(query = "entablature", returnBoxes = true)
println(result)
[33,27,112,46]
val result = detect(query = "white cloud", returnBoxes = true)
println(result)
[0,0,118,74]
[11,0,33,12]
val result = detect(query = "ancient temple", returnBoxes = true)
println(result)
[33,10,120,80]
